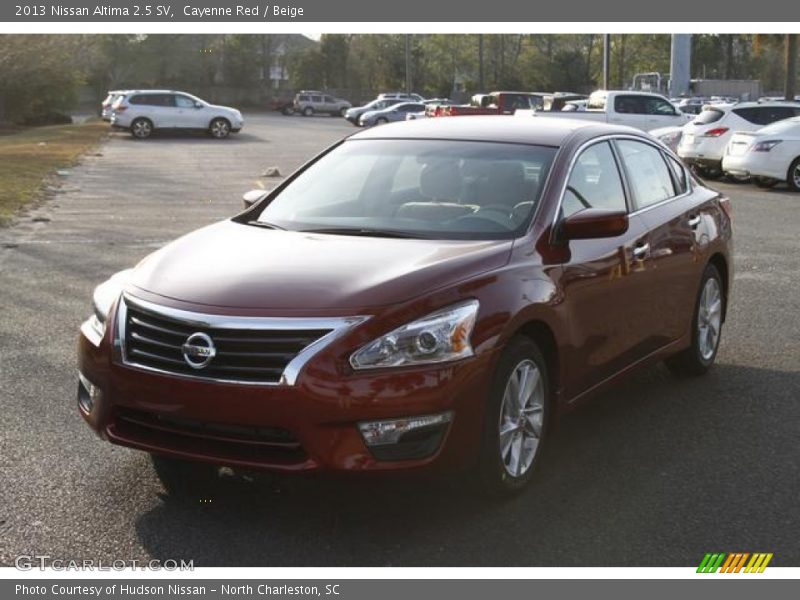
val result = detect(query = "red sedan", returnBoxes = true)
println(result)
[77,117,733,495]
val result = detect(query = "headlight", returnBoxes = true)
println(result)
[84,269,132,343]
[350,300,479,370]
[753,140,782,152]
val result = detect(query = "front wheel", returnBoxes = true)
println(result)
[302,107,314,117]
[209,118,231,139]
[665,264,724,376]
[787,158,800,192]
[478,337,550,496]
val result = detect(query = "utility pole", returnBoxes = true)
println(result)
[602,34,611,89]
[785,34,798,101]
[404,34,412,94]
[479,34,485,91]
[669,34,692,97]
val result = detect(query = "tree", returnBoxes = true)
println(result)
[0,36,85,124]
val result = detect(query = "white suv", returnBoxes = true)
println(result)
[678,101,800,178]
[110,90,244,139]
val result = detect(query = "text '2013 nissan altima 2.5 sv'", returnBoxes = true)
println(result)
[78,117,733,496]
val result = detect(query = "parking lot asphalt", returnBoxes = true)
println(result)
[0,113,798,567]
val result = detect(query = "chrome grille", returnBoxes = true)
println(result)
[118,296,361,385]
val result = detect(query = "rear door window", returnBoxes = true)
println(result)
[311,95,323,103]
[616,140,676,209]
[614,95,646,115]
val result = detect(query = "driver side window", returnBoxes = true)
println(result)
[562,142,626,218]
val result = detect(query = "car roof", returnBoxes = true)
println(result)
[349,115,643,146]
[124,90,182,95]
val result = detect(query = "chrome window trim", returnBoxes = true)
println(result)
[115,294,370,387]
[550,133,693,239]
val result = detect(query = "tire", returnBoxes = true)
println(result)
[754,176,779,189]
[302,107,314,117]
[376,117,389,125]
[281,106,294,116]
[130,118,153,139]
[209,117,231,139]
[477,337,550,497]
[665,264,724,377]
[339,107,348,117]
[787,157,800,192]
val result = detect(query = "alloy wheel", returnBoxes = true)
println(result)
[697,277,722,360]
[132,120,151,138]
[498,359,545,478]
[794,164,800,189]
[210,120,230,138]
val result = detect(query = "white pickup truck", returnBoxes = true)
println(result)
[517,90,692,132]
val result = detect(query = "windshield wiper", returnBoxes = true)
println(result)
[298,227,430,239]
[247,220,286,230]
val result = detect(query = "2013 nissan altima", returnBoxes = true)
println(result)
[77,117,733,495]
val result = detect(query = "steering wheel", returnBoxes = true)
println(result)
[453,205,514,229]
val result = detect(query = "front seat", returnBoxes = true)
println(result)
[396,160,475,222]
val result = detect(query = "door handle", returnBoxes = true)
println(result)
[688,215,701,228]
[632,243,650,259]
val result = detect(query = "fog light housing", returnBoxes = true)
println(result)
[358,412,453,461]
[77,372,101,413]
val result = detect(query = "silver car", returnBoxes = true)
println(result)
[293,91,352,117]
[359,102,426,127]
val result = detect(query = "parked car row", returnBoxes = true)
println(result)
[652,100,800,190]
[101,89,244,140]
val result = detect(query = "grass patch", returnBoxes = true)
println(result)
[0,120,109,225]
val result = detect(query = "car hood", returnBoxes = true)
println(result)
[207,103,241,115]
[129,220,513,311]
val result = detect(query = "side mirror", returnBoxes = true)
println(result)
[242,189,269,209]
[560,209,629,240]
[194,102,203,109]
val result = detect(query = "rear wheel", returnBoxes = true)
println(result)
[665,264,724,376]
[478,337,550,497]
[339,107,348,117]
[281,106,294,116]
[787,158,800,192]
[303,106,314,117]
[209,118,231,139]
[130,118,153,139]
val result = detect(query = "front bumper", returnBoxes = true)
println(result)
[77,321,496,475]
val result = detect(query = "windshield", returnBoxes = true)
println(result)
[254,139,557,240]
